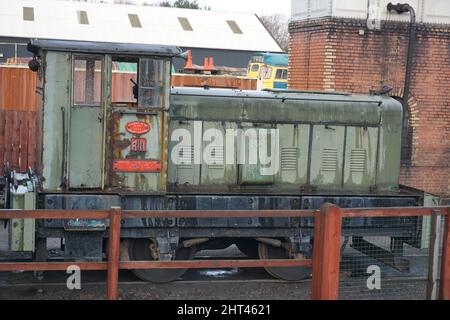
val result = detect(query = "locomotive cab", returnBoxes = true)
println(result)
[28,39,176,193]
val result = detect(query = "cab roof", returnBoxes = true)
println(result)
[28,39,181,57]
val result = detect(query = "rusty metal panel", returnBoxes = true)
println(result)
[108,111,164,192]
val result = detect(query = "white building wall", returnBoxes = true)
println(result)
[291,0,332,21]
[291,0,450,25]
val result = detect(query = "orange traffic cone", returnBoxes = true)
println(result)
[209,57,215,71]
[203,57,211,71]
[184,50,194,70]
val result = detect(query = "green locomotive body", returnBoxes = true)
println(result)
[168,87,402,194]
[3,39,427,282]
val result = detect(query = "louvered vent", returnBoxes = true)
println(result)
[207,146,225,169]
[321,148,338,172]
[281,147,298,171]
[350,149,366,173]
[178,145,194,167]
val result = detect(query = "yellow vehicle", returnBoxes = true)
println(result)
[247,53,288,89]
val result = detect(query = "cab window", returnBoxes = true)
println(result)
[73,56,102,106]
[275,69,288,80]
[251,64,259,72]
[260,66,272,79]
[138,58,170,108]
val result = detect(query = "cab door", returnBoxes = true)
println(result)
[107,57,171,192]
[68,55,104,188]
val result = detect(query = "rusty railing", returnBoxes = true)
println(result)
[0,205,448,300]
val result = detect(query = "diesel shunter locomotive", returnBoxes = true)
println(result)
[1,39,429,283]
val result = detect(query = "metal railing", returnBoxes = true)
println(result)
[0,205,448,300]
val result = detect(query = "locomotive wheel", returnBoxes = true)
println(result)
[258,241,311,281]
[235,238,259,259]
[128,238,195,283]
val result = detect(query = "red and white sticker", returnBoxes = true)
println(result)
[125,121,151,135]
[130,137,147,152]
[113,160,161,173]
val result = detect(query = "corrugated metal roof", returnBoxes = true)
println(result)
[0,0,283,53]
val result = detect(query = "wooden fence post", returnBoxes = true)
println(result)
[107,207,122,300]
[311,203,343,300]
[440,208,450,300]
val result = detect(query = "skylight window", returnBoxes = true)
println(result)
[77,11,89,25]
[23,7,34,21]
[128,14,142,28]
[226,20,243,34]
[178,17,193,31]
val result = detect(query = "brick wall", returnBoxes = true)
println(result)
[288,18,450,198]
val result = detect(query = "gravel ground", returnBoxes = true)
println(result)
[0,276,428,300]
[0,280,312,300]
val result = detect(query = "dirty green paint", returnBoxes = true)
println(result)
[69,106,103,188]
[169,89,403,193]
[200,121,237,186]
[168,120,201,186]
[310,125,345,188]
[343,127,378,189]
[170,91,382,125]
[109,112,162,192]
[238,124,275,185]
[39,50,172,193]
[277,124,309,186]
[10,192,35,252]
[375,96,403,191]
[41,52,71,191]
[38,51,403,195]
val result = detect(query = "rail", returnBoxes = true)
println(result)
[0,205,448,300]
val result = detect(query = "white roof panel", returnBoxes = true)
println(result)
[0,0,282,52]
